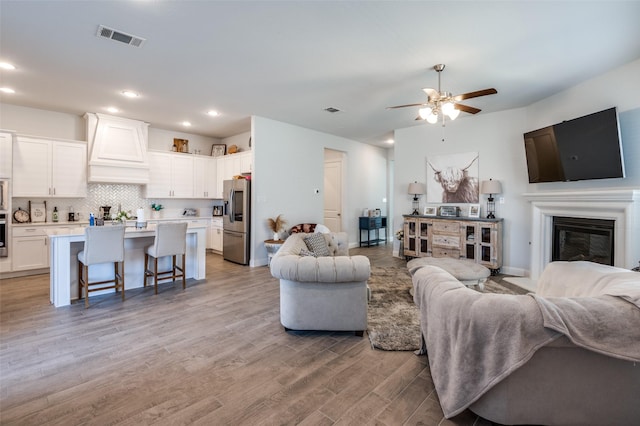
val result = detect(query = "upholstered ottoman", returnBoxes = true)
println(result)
[407,257,490,287]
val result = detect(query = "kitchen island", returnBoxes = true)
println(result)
[47,223,207,307]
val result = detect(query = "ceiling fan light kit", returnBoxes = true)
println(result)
[388,63,497,125]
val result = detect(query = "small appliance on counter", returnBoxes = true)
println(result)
[213,199,224,216]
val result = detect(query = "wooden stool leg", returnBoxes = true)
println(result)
[181,254,186,290]
[78,260,82,301]
[84,264,89,309]
[143,254,149,288]
[173,255,177,282]
[120,261,125,302]
[154,257,159,295]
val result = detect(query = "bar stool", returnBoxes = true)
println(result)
[77,225,126,308]
[144,222,188,294]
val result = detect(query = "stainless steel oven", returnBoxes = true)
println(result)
[0,212,7,257]
[0,180,8,257]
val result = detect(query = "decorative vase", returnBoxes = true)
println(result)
[152,210,161,219]
[273,232,279,241]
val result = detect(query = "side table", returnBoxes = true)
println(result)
[264,239,285,266]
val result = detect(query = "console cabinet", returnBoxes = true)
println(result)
[403,215,503,271]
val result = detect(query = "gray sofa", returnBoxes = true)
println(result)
[411,261,640,425]
[269,232,370,335]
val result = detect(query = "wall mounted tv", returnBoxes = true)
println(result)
[523,107,625,183]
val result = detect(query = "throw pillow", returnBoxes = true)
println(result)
[299,248,317,257]
[304,233,330,257]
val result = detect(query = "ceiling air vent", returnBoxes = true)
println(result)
[324,107,342,113]
[96,25,146,48]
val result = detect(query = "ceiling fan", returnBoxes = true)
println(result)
[387,64,497,124]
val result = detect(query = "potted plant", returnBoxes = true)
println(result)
[267,214,287,241]
[151,203,164,219]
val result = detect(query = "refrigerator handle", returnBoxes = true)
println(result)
[229,188,235,223]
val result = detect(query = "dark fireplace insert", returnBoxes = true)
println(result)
[552,217,614,266]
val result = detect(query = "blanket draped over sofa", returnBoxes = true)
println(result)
[412,262,640,421]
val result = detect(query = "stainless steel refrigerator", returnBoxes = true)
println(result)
[223,179,250,265]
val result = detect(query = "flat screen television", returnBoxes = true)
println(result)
[523,107,625,183]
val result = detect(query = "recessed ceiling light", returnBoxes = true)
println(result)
[107,107,119,113]
[0,62,16,70]
[0,87,15,94]
[121,90,139,98]
[182,121,191,127]
[386,139,394,144]
[207,110,219,117]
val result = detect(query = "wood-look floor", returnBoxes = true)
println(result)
[0,244,494,426]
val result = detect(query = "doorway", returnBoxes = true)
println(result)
[324,149,345,232]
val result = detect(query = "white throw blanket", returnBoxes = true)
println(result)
[412,263,640,419]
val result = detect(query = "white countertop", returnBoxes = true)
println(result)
[47,222,207,238]
[12,216,214,228]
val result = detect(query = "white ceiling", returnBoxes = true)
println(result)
[1,1,639,147]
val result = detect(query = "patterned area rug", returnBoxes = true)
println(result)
[367,265,525,351]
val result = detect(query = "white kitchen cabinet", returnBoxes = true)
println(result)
[145,151,194,198]
[13,136,87,197]
[208,218,223,252]
[215,157,225,198]
[194,156,218,199]
[0,132,12,178]
[211,151,252,198]
[12,226,49,271]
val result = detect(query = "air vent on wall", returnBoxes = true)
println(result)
[96,25,146,47]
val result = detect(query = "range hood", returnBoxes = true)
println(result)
[85,113,150,184]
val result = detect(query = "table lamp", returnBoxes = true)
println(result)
[480,179,502,219]
[408,181,426,215]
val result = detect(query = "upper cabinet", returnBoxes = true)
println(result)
[84,113,150,184]
[213,151,252,198]
[194,156,217,199]
[0,132,12,178]
[145,151,194,198]
[146,152,220,199]
[13,136,87,197]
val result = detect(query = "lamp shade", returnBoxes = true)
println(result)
[480,179,502,194]
[408,182,426,195]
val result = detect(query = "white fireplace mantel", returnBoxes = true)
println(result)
[523,188,640,283]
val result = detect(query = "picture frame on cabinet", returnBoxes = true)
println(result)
[468,204,480,218]
[173,138,189,153]
[423,206,437,216]
[211,144,226,157]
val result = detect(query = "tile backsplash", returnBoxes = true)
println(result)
[13,184,214,222]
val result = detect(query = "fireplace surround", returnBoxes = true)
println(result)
[523,189,640,284]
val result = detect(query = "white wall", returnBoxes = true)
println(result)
[252,116,388,266]
[523,58,640,192]
[394,108,530,274]
[393,58,640,276]
[148,127,219,153]
[0,103,84,140]
[221,131,251,152]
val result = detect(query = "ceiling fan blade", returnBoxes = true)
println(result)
[455,103,481,114]
[386,103,428,110]
[422,87,438,101]
[453,88,497,101]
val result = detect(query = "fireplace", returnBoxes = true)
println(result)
[522,189,640,284]
[552,217,614,265]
